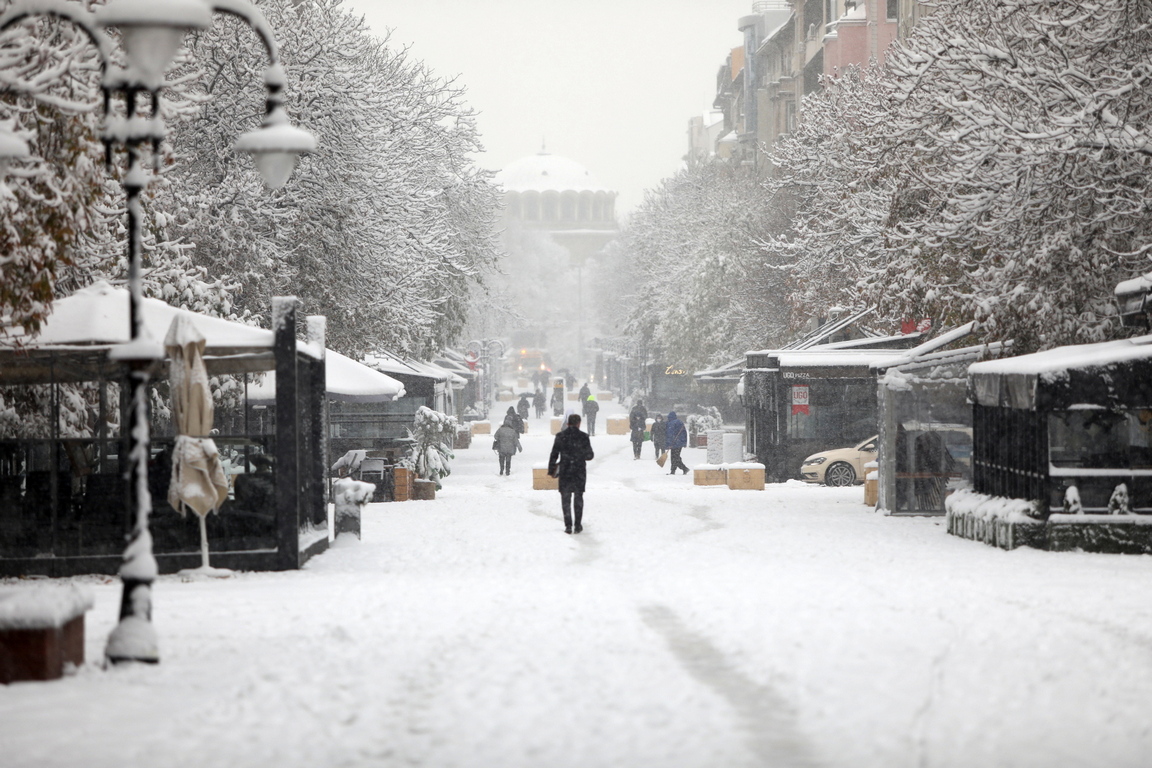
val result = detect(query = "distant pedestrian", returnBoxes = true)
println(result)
[505,405,524,434]
[493,416,522,476]
[665,411,689,475]
[516,393,531,426]
[578,382,591,404]
[628,399,648,460]
[550,388,564,417]
[533,388,546,418]
[651,413,666,459]
[548,413,595,534]
[583,394,600,436]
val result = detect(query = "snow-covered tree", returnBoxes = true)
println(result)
[775,0,1152,352]
[612,161,791,372]
[159,0,500,357]
[407,405,455,489]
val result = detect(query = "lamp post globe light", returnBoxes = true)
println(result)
[0,0,313,664]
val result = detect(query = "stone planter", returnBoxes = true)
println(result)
[0,585,93,683]
[412,479,437,501]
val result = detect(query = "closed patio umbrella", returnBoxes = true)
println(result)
[165,316,229,570]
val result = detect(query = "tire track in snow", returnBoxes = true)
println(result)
[639,603,821,768]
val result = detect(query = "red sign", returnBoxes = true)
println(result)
[791,385,810,416]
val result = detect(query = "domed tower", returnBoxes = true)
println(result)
[492,152,619,379]
[494,151,618,264]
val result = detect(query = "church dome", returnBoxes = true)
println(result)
[495,152,611,194]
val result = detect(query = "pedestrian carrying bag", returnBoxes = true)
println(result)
[656,451,669,468]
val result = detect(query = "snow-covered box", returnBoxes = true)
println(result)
[532,463,558,491]
[470,420,491,435]
[606,416,630,435]
[726,463,765,491]
[0,584,93,683]
[693,465,727,486]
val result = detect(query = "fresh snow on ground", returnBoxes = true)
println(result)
[3,400,1152,768]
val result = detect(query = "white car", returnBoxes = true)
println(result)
[800,436,878,487]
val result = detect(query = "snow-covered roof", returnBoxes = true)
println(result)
[968,335,1152,410]
[494,152,612,194]
[363,351,466,387]
[749,348,905,370]
[246,349,405,404]
[7,281,274,354]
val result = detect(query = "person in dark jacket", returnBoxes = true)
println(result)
[665,411,689,475]
[532,388,546,418]
[578,382,591,405]
[628,399,648,459]
[516,393,531,427]
[493,416,522,475]
[583,394,600,436]
[650,413,666,459]
[548,413,595,533]
[550,388,565,417]
[505,405,524,434]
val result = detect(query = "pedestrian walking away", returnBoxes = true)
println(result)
[650,413,666,460]
[665,411,689,475]
[532,388,546,418]
[578,382,591,405]
[583,394,600,436]
[517,393,531,426]
[492,415,522,476]
[629,399,648,459]
[550,387,565,417]
[548,413,595,534]
[505,405,524,435]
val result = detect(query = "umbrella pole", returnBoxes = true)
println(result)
[198,513,210,570]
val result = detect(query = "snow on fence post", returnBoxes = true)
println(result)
[333,478,373,540]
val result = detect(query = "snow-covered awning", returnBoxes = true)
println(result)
[0,281,300,384]
[968,335,1152,410]
[245,349,405,404]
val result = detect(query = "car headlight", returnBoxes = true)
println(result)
[802,457,827,466]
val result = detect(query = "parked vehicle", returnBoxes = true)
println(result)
[800,436,878,487]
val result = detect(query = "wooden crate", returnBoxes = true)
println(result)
[606,416,630,435]
[470,421,491,435]
[393,467,413,501]
[551,418,563,435]
[454,428,472,450]
[498,392,515,402]
[567,392,579,401]
[412,479,436,501]
[597,392,614,401]
[693,468,727,486]
[727,464,765,490]
[533,467,559,490]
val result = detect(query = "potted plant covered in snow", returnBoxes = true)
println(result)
[685,406,723,448]
[407,406,457,491]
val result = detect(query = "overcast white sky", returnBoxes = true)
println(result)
[342,0,756,215]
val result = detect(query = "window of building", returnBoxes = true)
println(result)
[887,0,899,20]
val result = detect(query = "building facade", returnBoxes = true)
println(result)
[703,0,921,168]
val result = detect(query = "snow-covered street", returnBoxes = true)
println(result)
[3,403,1152,768]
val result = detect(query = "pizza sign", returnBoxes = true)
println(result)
[791,385,810,416]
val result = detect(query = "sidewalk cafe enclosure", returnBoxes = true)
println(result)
[338,352,466,463]
[872,329,1004,515]
[0,283,327,577]
[958,336,1152,552]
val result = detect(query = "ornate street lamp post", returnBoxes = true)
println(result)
[0,0,313,664]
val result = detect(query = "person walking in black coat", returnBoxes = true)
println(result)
[516,393,531,427]
[666,410,689,475]
[505,405,524,434]
[548,413,595,534]
[628,399,648,459]
[532,388,546,418]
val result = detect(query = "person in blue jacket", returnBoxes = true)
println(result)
[665,411,689,475]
